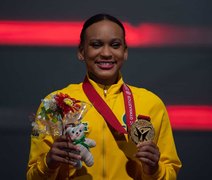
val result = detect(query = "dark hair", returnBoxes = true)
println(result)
[79,13,126,49]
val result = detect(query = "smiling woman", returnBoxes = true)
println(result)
[78,19,128,85]
[27,13,182,180]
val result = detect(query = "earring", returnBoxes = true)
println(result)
[79,55,84,61]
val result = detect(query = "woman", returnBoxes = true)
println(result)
[27,13,182,179]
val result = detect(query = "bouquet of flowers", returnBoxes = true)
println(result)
[32,92,91,137]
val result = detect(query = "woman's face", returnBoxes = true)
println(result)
[78,20,128,85]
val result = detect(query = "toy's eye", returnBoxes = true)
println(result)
[72,130,75,133]
[79,129,82,132]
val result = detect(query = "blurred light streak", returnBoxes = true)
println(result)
[0,21,212,47]
[167,106,212,131]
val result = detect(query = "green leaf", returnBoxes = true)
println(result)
[40,107,46,118]
[52,117,58,123]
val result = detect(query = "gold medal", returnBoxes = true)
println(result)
[129,115,155,144]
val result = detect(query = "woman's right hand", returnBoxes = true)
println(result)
[46,135,81,169]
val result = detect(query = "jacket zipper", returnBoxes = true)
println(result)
[103,85,108,97]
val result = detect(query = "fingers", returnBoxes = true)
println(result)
[58,151,81,165]
[46,135,81,168]
[135,141,160,167]
[52,135,80,151]
[49,152,80,167]
[54,135,72,143]
[136,140,157,149]
[51,145,80,159]
[136,153,159,167]
[54,141,79,151]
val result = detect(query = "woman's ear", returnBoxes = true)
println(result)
[77,52,84,61]
[77,46,85,61]
[124,46,128,61]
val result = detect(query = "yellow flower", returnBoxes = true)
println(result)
[64,98,74,107]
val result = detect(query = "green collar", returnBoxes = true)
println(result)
[73,135,89,149]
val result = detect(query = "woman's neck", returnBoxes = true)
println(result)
[87,72,119,86]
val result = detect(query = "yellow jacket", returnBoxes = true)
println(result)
[27,76,182,180]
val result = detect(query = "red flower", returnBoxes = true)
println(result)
[54,93,81,115]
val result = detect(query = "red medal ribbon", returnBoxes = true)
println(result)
[122,84,137,127]
[82,76,136,134]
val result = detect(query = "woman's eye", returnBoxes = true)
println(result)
[90,42,102,49]
[111,42,121,49]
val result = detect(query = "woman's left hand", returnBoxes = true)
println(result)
[135,141,160,175]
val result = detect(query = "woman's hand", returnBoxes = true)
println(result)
[46,135,81,169]
[135,141,160,175]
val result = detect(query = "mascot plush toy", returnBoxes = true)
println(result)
[65,123,96,169]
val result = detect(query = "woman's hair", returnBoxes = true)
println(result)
[79,13,126,49]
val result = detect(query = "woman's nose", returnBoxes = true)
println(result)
[100,45,112,58]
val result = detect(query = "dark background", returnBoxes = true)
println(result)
[0,0,212,179]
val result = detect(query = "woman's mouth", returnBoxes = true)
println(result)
[96,61,116,69]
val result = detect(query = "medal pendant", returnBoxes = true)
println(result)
[129,115,155,144]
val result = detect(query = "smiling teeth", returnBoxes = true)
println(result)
[97,62,114,64]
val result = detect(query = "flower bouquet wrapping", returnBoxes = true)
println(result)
[32,92,96,168]
[32,92,92,137]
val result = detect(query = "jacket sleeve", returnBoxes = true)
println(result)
[142,100,182,180]
[26,135,60,180]
[27,134,78,179]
